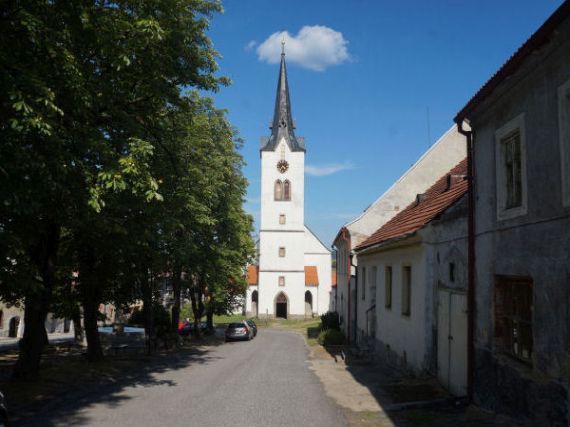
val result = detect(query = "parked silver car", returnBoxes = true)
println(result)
[225,321,253,342]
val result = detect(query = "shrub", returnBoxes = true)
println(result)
[317,329,345,346]
[129,304,171,339]
[320,311,340,331]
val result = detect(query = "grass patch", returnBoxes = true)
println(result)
[212,314,246,326]
[260,318,322,345]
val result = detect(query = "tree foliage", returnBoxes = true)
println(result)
[0,0,254,377]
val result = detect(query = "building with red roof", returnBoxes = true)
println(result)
[353,160,469,393]
[332,127,466,344]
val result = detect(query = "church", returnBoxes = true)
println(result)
[246,46,332,319]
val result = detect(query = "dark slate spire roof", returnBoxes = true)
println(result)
[260,47,305,152]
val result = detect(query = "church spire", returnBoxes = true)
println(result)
[261,42,305,152]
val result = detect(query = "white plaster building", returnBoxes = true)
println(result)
[0,302,72,339]
[245,48,331,319]
[354,160,469,396]
[333,126,466,343]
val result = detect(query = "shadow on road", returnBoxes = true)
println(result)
[4,344,223,427]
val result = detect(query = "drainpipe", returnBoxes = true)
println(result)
[457,119,475,401]
[332,244,338,313]
[350,252,358,346]
[341,229,352,345]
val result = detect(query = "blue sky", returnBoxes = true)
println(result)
[206,0,564,246]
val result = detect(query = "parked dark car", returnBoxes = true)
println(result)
[225,321,253,342]
[0,391,9,427]
[198,322,215,331]
[246,319,257,337]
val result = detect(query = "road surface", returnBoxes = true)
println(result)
[21,328,347,427]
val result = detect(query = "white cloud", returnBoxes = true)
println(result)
[245,40,257,51]
[256,26,350,71]
[305,162,354,177]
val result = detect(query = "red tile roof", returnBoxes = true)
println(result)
[455,2,570,122]
[355,159,468,251]
[305,266,319,287]
[247,265,258,286]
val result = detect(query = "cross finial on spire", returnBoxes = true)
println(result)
[260,32,305,153]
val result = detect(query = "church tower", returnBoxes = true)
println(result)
[246,44,332,319]
[258,45,306,318]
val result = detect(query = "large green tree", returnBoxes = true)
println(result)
[0,0,229,377]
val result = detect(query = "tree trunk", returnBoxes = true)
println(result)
[41,323,49,346]
[72,307,84,343]
[206,308,214,330]
[79,245,104,362]
[83,297,104,362]
[13,222,60,379]
[13,296,49,379]
[190,282,203,339]
[141,268,154,355]
[171,266,182,333]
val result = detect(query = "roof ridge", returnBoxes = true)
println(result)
[355,159,468,251]
[455,1,570,121]
[343,125,458,229]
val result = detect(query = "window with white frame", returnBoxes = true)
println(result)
[401,266,412,316]
[559,79,570,206]
[279,214,286,224]
[278,276,285,286]
[495,114,528,219]
[279,247,286,257]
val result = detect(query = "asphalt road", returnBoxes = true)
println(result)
[24,328,347,427]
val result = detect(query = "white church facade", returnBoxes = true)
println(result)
[246,48,332,319]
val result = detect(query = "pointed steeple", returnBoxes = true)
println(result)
[261,44,305,152]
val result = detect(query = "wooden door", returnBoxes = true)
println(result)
[437,290,467,396]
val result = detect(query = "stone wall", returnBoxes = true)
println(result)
[475,348,568,426]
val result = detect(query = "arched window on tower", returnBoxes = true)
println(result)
[274,179,283,200]
[284,180,291,201]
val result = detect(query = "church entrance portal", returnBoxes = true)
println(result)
[275,292,288,319]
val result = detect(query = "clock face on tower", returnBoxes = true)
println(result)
[277,160,289,173]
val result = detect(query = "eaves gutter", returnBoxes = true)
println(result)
[354,232,420,256]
